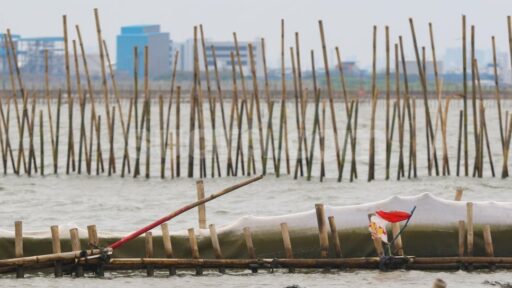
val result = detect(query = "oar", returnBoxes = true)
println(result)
[109,175,264,249]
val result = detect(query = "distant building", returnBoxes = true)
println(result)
[443,47,491,73]
[404,60,444,78]
[18,37,64,75]
[173,39,264,77]
[335,61,360,76]
[116,25,171,78]
[0,34,66,80]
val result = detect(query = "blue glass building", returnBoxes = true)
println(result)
[116,25,171,78]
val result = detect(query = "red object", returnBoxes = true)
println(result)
[108,175,263,250]
[376,210,411,223]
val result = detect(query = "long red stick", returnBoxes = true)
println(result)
[109,175,264,249]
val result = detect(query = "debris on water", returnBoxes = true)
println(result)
[285,285,302,288]
[483,280,512,287]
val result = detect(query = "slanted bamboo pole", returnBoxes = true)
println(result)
[163,51,179,178]
[94,9,115,173]
[318,20,341,178]
[328,216,342,258]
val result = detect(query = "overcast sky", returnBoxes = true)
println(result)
[1,0,510,69]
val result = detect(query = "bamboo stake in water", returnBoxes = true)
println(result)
[200,25,221,178]
[121,99,134,177]
[72,40,89,175]
[492,36,506,177]
[76,25,103,173]
[176,86,181,177]
[163,51,179,178]
[94,8,115,174]
[39,110,44,176]
[368,25,378,182]
[43,50,55,175]
[104,39,130,174]
[409,18,439,176]
[385,26,391,180]
[462,15,469,177]
[260,38,276,175]
[63,15,76,175]
[318,20,342,179]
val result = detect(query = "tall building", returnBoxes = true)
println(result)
[173,39,264,77]
[116,25,171,78]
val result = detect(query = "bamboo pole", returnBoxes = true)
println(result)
[280,223,294,259]
[145,232,154,276]
[385,26,391,180]
[409,19,439,176]
[328,216,342,258]
[243,227,257,273]
[176,86,181,177]
[163,51,179,178]
[63,15,76,174]
[457,110,463,176]
[70,228,84,277]
[462,15,469,176]
[14,221,23,278]
[307,51,321,181]
[295,33,309,172]
[195,29,207,178]
[50,225,62,277]
[94,9,115,173]
[208,224,225,273]
[108,106,116,176]
[209,46,230,175]
[196,180,206,229]
[188,228,202,275]
[276,19,289,177]
[467,202,474,256]
[6,30,28,175]
[76,25,103,173]
[104,39,130,174]
[39,110,44,176]
[368,25,378,181]
[290,46,303,178]
[160,223,176,275]
[199,26,220,178]
[72,40,89,175]
[260,38,276,174]
[492,36,506,177]
[315,204,329,258]
[320,99,327,181]
[121,99,134,177]
[391,222,404,256]
[483,225,494,257]
[249,43,264,176]
[318,20,341,178]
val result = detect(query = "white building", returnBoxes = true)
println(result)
[172,39,264,77]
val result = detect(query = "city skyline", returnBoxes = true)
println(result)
[0,0,511,70]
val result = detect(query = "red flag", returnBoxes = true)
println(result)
[376,210,411,223]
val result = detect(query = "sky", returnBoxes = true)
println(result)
[0,0,510,69]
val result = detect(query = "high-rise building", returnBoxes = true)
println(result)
[116,25,171,78]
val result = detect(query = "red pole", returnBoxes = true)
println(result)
[109,175,263,250]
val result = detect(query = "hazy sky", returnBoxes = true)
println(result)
[1,0,510,69]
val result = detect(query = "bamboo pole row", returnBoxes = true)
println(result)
[0,14,511,180]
